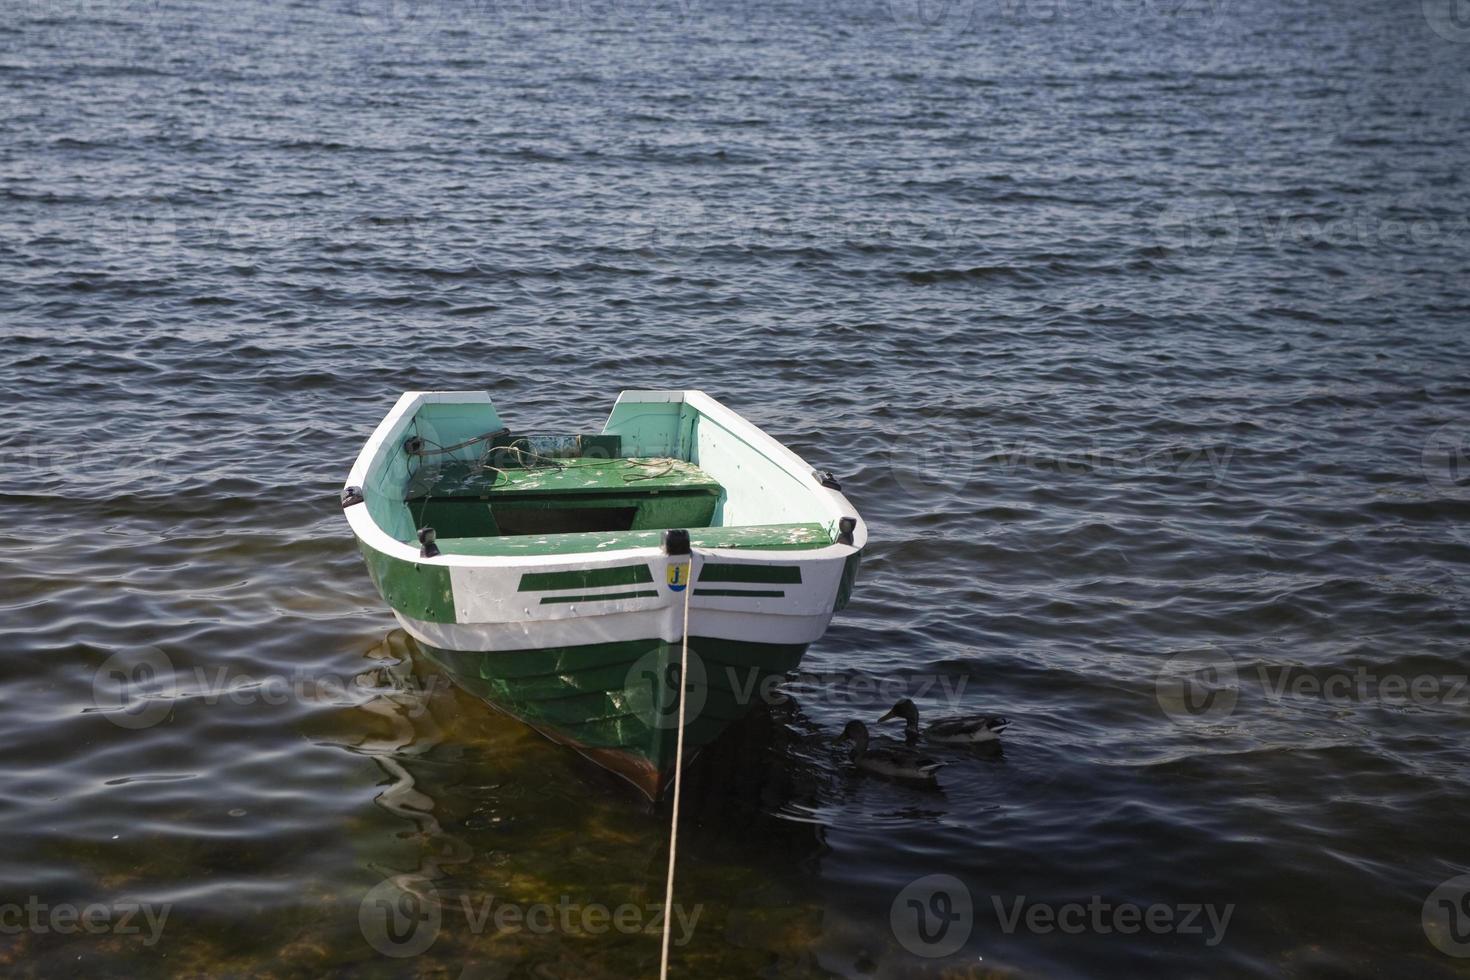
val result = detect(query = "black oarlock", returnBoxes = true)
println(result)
[814,469,842,491]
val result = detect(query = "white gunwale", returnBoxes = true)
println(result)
[343,388,867,571]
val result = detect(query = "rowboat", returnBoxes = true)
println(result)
[341,389,865,799]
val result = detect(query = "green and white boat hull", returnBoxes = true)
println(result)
[343,389,865,799]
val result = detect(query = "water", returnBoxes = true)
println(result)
[3,0,1469,975]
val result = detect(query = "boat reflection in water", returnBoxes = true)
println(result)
[309,628,849,977]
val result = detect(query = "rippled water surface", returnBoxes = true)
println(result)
[3,0,1470,975]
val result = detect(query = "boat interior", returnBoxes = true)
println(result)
[361,394,843,555]
[403,435,724,539]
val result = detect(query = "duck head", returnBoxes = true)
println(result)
[837,719,870,754]
[877,698,920,726]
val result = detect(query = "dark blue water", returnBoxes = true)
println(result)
[3,0,1470,975]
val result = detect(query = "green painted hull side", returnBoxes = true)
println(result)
[357,541,456,623]
[422,636,808,780]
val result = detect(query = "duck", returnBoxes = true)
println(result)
[878,698,1010,745]
[837,720,946,781]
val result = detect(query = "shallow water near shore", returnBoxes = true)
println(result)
[3,0,1470,976]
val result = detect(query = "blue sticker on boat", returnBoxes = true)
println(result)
[667,563,689,592]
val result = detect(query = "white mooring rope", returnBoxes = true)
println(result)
[658,551,695,980]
